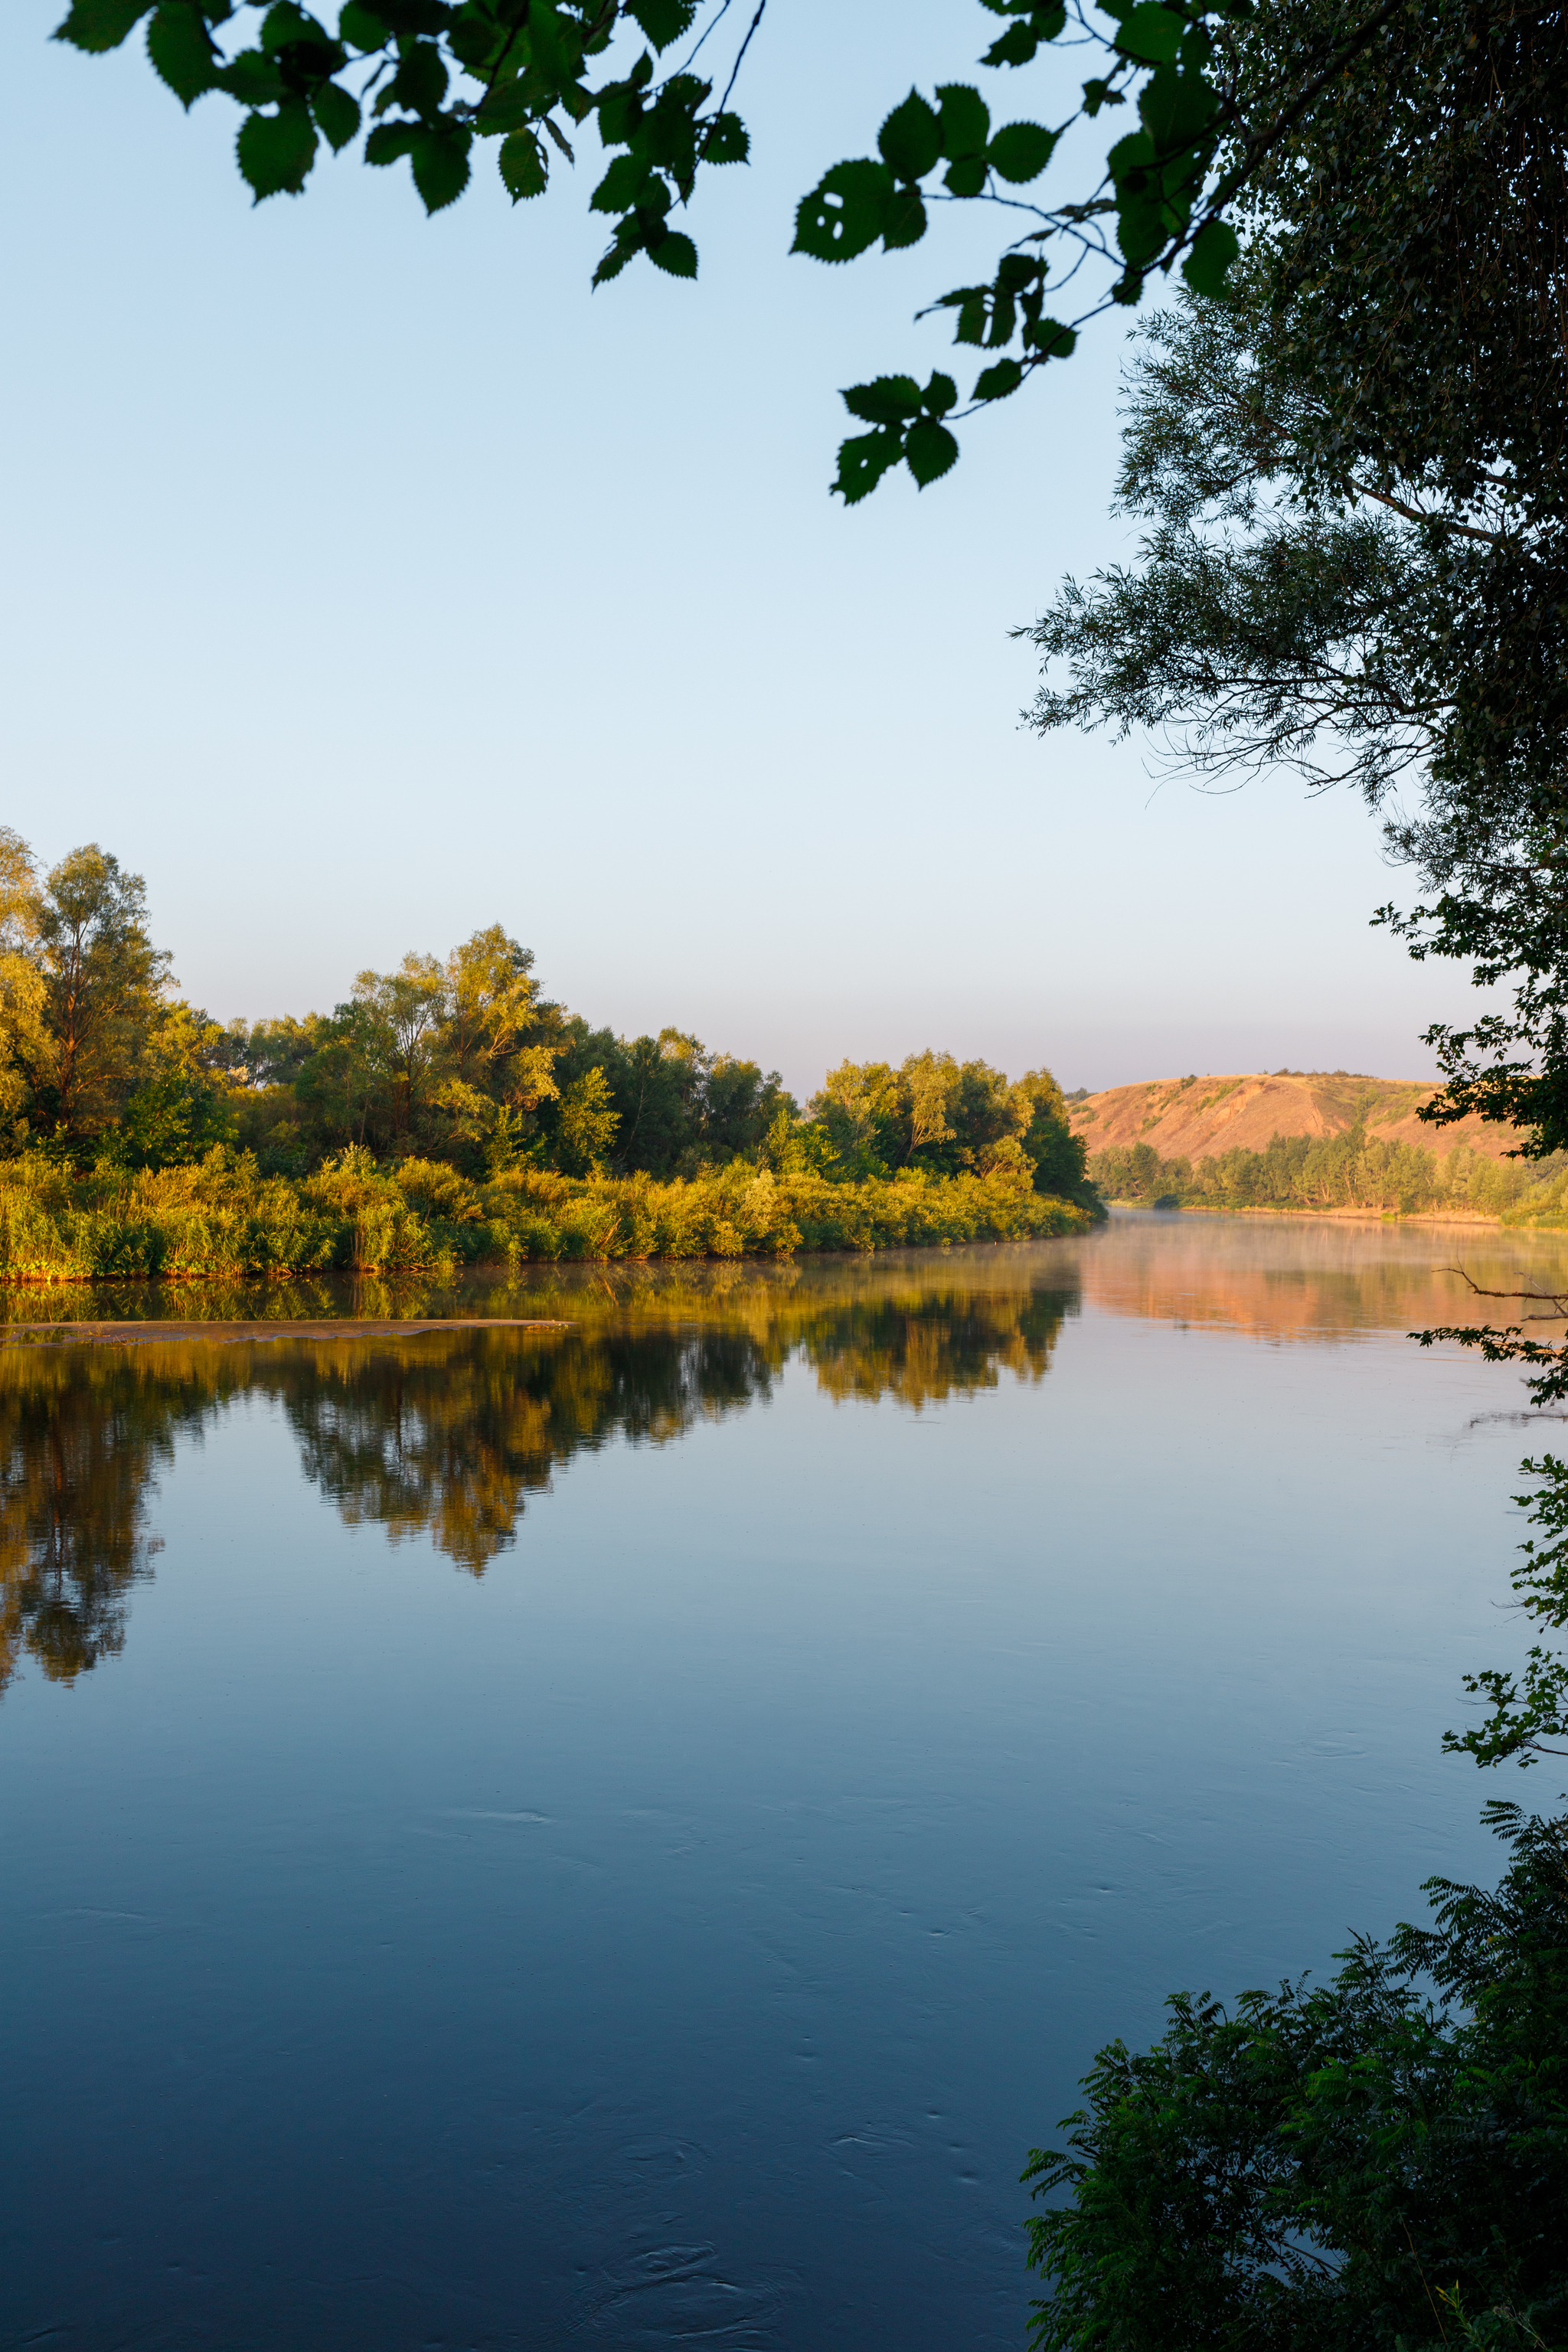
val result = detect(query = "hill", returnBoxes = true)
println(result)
[1069,1070,1524,1165]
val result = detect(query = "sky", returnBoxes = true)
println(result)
[0,0,1490,1099]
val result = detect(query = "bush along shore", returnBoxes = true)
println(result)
[0,1148,1095,1284]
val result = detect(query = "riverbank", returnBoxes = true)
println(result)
[0,1148,1095,1282]
[1099,1197,1568,1230]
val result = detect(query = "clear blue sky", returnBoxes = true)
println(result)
[0,0,1487,1097]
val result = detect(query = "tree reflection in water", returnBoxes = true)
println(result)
[0,1265,1080,1692]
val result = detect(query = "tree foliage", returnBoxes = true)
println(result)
[1024,1801,1568,2352]
[51,0,1449,494]
[1026,0,1568,1155]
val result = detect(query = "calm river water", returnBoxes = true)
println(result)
[4,1210,1567,2350]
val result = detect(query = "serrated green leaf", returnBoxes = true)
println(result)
[905,418,958,488]
[702,110,747,164]
[411,125,471,211]
[880,185,926,249]
[1116,2,1182,63]
[974,358,1024,400]
[935,83,988,159]
[1139,63,1217,151]
[215,47,286,100]
[982,21,1038,66]
[146,3,214,104]
[236,98,318,198]
[445,18,496,67]
[591,150,650,213]
[842,375,923,426]
[987,120,1056,184]
[943,155,987,198]
[1106,128,1155,183]
[922,371,957,416]
[364,119,416,162]
[627,0,695,51]
[833,427,903,505]
[648,228,697,277]
[474,79,537,132]
[592,224,639,284]
[337,0,387,50]
[1182,215,1239,296]
[312,78,360,148]
[498,128,547,198]
[1028,315,1076,357]
[390,38,447,113]
[51,0,151,54]
[792,158,894,263]
[877,90,939,181]
[259,3,324,54]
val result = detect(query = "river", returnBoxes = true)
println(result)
[3,1210,1566,2350]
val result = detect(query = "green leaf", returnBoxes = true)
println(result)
[627,0,695,51]
[445,18,496,68]
[987,121,1057,184]
[1139,64,1217,152]
[936,83,989,159]
[880,185,926,249]
[215,48,286,100]
[146,3,214,104]
[338,1,387,51]
[1182,216,1240,296]
[842,374,923,425]
[922,371,957,416]
[702,110,748,165]
[648,228,697,277]
[1106,128,1155,183]
[364,119,416,163]
[51,0,151,53]
[792,158,895,263]
[943,155,986,198]
[474,78,537,132]
[878,90,940,181]
[982,21,1040,66]
[260,2,326,54]
[590,151,651,213]
[832,427,903,505]
[312,78,361,149]
[974,358,1024,400]
[905,418,958,488]
[236,99,318,198]
[1116,3,1182,64]
[390,38,447,114]
[498,128,547,198]
[411,126,471,211]
[1027,315,1076,357]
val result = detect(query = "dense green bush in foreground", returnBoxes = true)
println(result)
[1024,1799,1568,2352]
[0,1146,1093,1282]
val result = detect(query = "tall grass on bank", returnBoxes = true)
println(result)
[0,1146,1094,1284]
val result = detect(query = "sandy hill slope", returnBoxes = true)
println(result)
[1070,1071,1524,1164]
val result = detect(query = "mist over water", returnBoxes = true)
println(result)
[3,1213,1563,2350]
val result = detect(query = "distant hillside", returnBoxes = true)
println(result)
[1069,1070,1524,1165]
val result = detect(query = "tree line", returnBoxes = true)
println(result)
[1089,1128,1568,1222]
[0,828,1093,1207]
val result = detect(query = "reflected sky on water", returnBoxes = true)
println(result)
[3,1213,1566,2350]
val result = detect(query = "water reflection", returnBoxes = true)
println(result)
[10,1213,1568,1696]
[0,1268,1080,1690]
